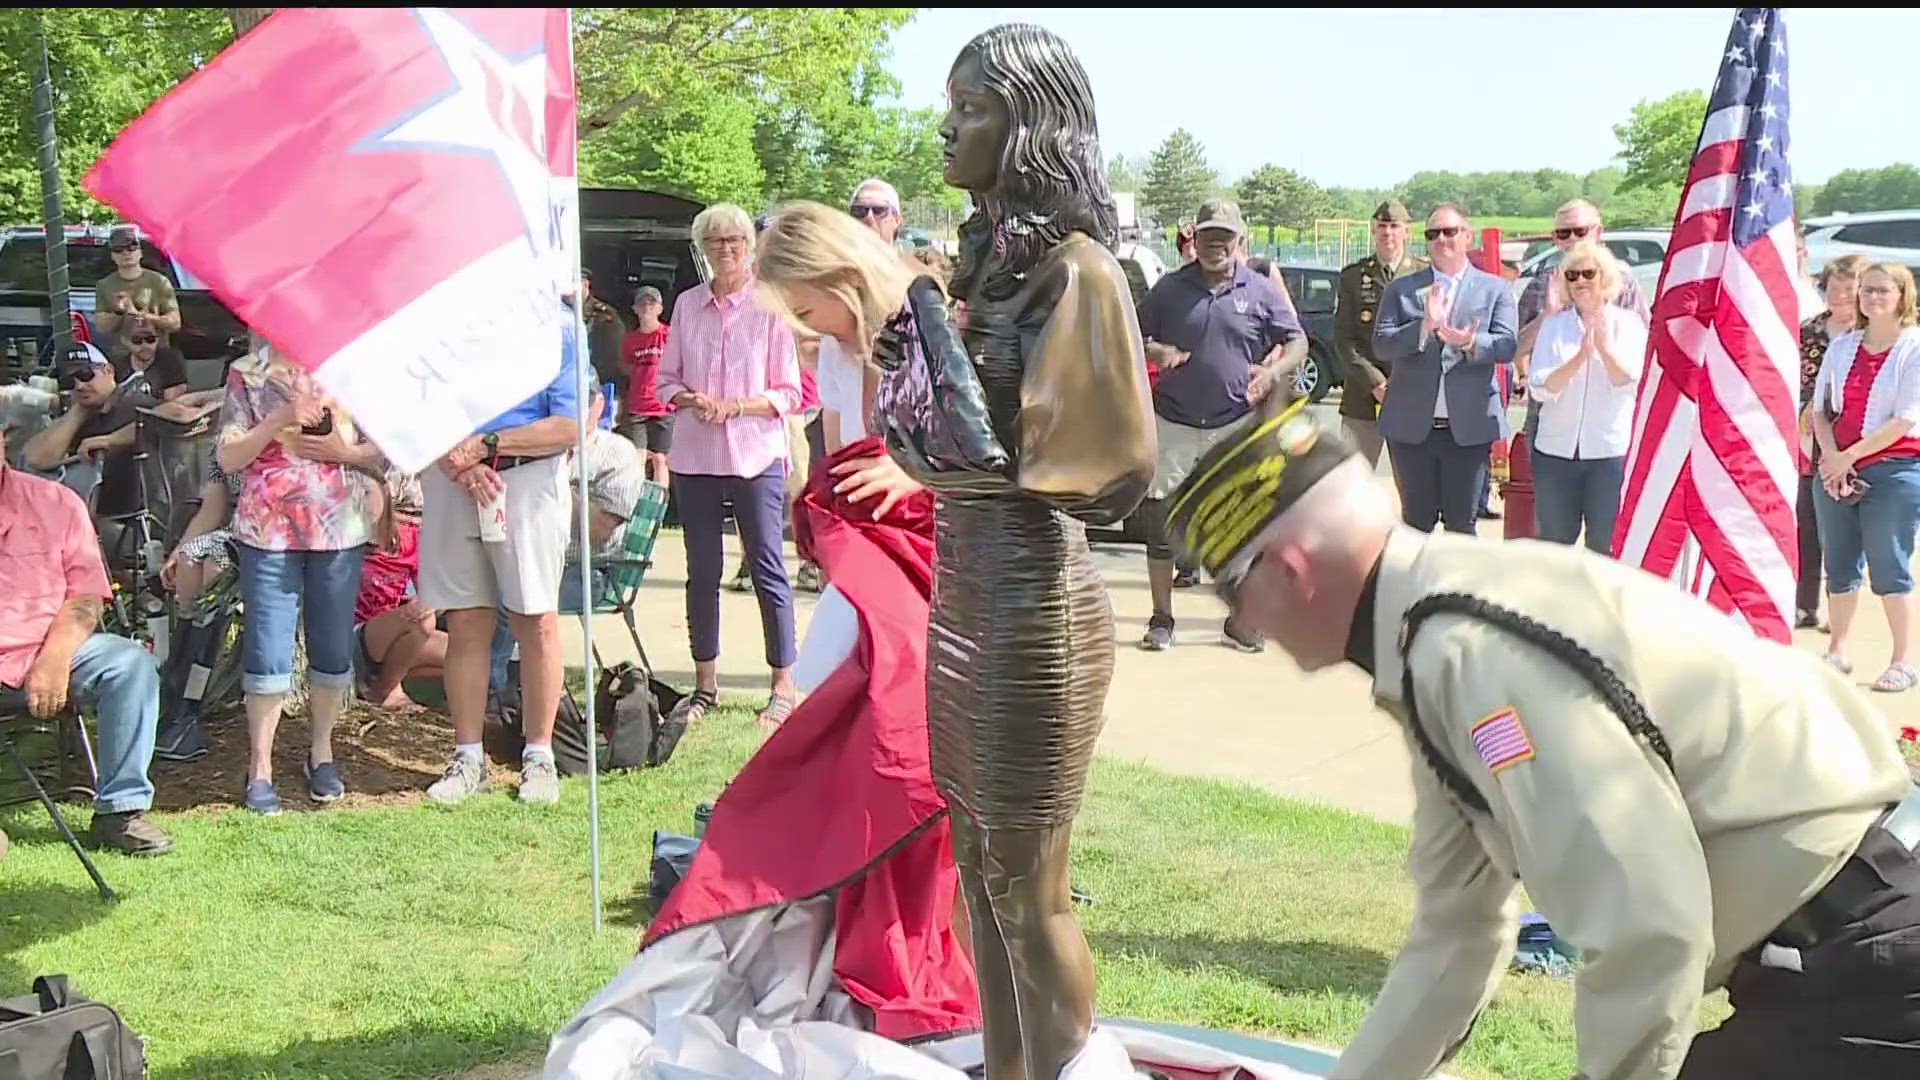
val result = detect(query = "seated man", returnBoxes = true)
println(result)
[20,342,147,521]
[487,386,648,699]
[0,422,172,855]
[355,470,447,712]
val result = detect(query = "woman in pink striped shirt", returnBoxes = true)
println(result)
[657,203,806,727]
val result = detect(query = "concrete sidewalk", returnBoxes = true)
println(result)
[564,468,1910,827]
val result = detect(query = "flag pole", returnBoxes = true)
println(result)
[563,7,603,938]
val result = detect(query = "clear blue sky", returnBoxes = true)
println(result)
[882,8,1917,188]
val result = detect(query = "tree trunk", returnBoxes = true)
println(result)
[227,8,275,39]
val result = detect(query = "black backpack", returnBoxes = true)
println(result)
[0,976,145,1080]
[499,661,686,778]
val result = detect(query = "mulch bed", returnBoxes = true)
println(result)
[150,700,528,813]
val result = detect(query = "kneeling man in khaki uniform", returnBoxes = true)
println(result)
[1166,396,1920,1080]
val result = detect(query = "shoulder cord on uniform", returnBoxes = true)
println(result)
[1398,592,1676,814]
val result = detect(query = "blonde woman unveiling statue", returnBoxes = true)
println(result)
[877,23,1155,1079]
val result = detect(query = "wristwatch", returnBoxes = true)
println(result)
[481,432,500,456]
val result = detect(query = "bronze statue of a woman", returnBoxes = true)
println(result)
[874,22,1157,1078]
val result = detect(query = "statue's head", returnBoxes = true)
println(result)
[943,23,1116,300]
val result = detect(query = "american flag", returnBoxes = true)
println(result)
[1612,8,1800,644]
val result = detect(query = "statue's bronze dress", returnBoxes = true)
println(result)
[920,233,1156,830]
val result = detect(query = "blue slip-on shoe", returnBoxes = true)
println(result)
[243,779,282,815]
[304,759,346,803]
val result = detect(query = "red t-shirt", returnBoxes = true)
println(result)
[1835,347,1920,469]
[800,365,820,412]
[621,325,672,419]
[355,520,419,626]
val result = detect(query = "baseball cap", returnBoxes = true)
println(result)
[1165,395,1357,581]
[108,226,140,251]
[633,285,663,306]
[1193,200,1246,236]
[1372,199,1412,224]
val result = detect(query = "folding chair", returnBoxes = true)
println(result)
[0,688,115,902]
[581,480,669,673]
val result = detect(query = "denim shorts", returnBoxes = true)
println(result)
[1812,457,1920,597]
[235,544,368,695]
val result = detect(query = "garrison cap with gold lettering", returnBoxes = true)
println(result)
[1164,395,1359,581]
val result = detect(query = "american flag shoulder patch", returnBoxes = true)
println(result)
[1469,708,1535,775]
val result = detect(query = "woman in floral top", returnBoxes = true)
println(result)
[215,346,385,814]
[1796,254,1865,629]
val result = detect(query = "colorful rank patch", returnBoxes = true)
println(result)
[1469,708,1535,775]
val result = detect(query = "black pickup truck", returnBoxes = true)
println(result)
[0,224,250,390]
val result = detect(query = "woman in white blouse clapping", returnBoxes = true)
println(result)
[1526,242,1650,553]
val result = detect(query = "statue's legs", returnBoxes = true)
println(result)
[968,815,1097,1079]
[951,812,1027,1079]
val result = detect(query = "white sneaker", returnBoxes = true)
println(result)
[425,754,489,804]
[517,756,560,806]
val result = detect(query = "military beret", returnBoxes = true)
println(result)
[1372,199,1411,224]
[1165,394,1358,580]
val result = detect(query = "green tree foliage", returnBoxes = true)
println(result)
[751,62,955,213]
[1612,89,1708,191]
[1235,164,1336,238]
[1140,128,1216,224]
[1812,164,1920,215]
[0,7,930,222]
[1105,152,1149,193]
[0,8,233,223]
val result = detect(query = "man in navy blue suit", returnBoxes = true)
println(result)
[1373,204,1519,534]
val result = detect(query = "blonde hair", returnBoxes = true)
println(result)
[754,200,926,349]
[1861,262,1920,328]
[1560,239,1623,304]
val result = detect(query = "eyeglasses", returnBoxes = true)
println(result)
[1553,226,1594,241]
[703,235,749,249]
[1562,267,1598,282]
[1424,226,1465,241]
[129,335,158,344]
[849,204,894,220]
[1858,284,1898,298]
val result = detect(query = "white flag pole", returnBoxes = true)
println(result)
[562,6,604,938]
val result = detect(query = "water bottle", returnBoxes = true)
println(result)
[143,537,171,662]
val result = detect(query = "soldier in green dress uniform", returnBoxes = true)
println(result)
[1333,199,1427,467]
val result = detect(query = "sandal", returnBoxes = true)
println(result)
[1824,652,1854,676]
[671,689,717,726]
[1872,662,1917,693]
[756,694,795,732]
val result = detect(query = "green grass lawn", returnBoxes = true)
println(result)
[3,704,1589,1080]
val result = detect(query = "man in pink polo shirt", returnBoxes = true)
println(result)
[0,424,172,855]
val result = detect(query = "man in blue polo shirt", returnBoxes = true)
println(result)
[1137,199,1304,652]
[418,317,582,808]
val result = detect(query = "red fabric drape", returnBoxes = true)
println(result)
[645,436,977,1039]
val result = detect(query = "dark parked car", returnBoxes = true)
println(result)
[1276,264,1340,403]
[0,224,249,389]
[578,187,706,331]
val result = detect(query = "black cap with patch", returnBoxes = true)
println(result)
[1165,394,1358,580]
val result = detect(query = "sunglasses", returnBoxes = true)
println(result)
[129,335,158,344]
[1553,226,1594,241]
[848,204,894,220]
[1424,226,1465,241]
[1563,267,1598,282]
[110,245,139,253]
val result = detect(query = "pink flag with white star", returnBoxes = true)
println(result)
[84,7,579,471]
